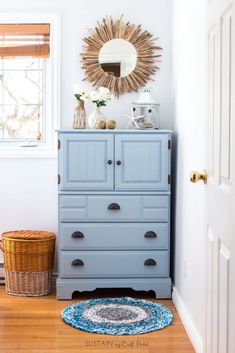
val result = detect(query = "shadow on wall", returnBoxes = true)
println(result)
[170,132,178,285]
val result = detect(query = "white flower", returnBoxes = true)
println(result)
[90,90,100,101]
[73,85,86,95]
[90,87,113,107]
[74,84,90,102]
[80,92,90,102]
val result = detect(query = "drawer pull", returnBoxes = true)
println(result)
[107,160,113,165]
[108,203,121,210]
[144,259,157,266]
[144,231,157,238]
[71,231,84,239]
[116,160,122,165]
[72,259,84,266]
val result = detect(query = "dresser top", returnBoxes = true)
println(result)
[57,129,173,134]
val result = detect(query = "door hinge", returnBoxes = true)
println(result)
[168,175,171,184]
[168,140,171,150]
[58,139,61,150]
[58,174,61,185]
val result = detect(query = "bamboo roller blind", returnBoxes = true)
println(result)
[0,24,50,58]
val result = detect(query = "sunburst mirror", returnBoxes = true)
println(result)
[81,16,162,96]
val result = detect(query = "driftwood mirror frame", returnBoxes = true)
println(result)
[81,16,162,96]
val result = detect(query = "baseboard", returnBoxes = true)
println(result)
[0,262,5,283]
[172,287,203,353]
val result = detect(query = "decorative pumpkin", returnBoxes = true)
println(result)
[95,118,106,129]
[106,119,116,129]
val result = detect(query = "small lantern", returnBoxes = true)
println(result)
[132,87,160,129]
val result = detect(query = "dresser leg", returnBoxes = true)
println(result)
[130,278,172,299]
[56,280,76,300]
[56,279,98,300]
[56,286,73,300]
[153,281,172,299]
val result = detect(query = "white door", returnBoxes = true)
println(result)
[206,0,235,352]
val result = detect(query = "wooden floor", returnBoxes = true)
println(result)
[0,285,195,353]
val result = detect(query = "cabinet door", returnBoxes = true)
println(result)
[115,134,170,190]
[59,133,113,190]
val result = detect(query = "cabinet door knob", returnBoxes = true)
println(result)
[72,259,84,266]
[116,160,122,165]
[71,231,84,239]
[144,259,157,266]
[108,203,121,210]
[107,160,113,165]
[144,231,157,238]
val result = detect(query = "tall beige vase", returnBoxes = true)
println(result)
[73,100,86,129]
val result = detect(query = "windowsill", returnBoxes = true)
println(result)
[0,145,57,158]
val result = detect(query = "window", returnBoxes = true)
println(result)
[0,17,59,155]
[0,24,49,145]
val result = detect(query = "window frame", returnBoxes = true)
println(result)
[0,13,60,158]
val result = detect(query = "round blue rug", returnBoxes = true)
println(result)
[61,297,173,335]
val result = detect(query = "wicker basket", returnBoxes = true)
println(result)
[1,230,56,296]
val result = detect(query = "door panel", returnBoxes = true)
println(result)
[218,242,230,353]
[220,6,232,192]
[115,134,170,190]
[59,133,114,190]
[206,0,235,352]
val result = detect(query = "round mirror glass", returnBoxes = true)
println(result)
[98,39,137,78]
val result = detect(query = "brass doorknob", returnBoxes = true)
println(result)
[190,171,207,184]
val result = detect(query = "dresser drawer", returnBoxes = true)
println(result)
[59,195,169,222]
[59,223,169,250]
[59,251,169,278]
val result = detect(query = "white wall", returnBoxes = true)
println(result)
[0,0,173,264]
[172,0,207,351]
[0,0,173,129]
[0,158,57,266]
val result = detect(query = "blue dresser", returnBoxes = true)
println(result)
[56,129,172,299]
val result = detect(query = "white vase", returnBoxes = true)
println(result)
[88,107,104,129]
